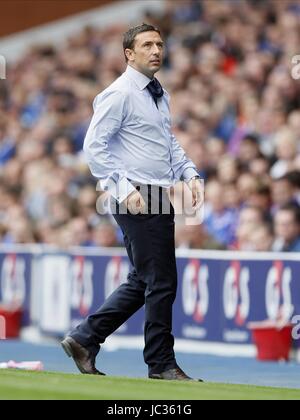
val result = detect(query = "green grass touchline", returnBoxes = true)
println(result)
[0,370,299,400]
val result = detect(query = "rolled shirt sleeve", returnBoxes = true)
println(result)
[83,90,136,203]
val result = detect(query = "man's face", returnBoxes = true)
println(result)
[239,208,262,227]
[275,210,300,244]
[250,227,273,252]
[272,180,294,206]
[125,31,164,78]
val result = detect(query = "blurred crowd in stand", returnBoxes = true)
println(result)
[0,0,300,252]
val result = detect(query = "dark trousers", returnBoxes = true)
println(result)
[70,185,178,375]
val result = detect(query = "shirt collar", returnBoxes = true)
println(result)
[125,65,152,91]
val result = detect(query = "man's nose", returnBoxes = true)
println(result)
[152,45,161,55]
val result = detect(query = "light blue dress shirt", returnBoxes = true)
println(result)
[83,65,198,203]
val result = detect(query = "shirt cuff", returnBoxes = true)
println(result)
[181,167,199,182]
[103,176,136,204]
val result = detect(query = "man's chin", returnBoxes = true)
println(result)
[149,63,161,72]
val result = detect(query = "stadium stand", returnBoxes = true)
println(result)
[0,0,300,253]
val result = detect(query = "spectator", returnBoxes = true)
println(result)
[175,222,225,250]
[249,155,271,181]
[237,173,259,205]
[204,181,236,246]
[217,155,239,184]
[272,175,298,211]
[248,185,272,214]
[249,223,274,252]
[238,133,261,170]
[271,127,298,179]
[285,171,300,205]
[68,217,93,247]
[222,183,241,211]
[205,137,226,171]
[232,206,265,251]
[273,204,300,252]
[288,109,300,139]
[92,220,119,248]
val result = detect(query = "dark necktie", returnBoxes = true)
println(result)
[146,78,164,108]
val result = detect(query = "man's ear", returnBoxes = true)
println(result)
[125,48,134,62]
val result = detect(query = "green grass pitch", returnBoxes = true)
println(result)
[0,370,299,400]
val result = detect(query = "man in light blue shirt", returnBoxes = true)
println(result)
[82,44,200,207]
[62,23,203,382]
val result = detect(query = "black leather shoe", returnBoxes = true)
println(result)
[61,336,105,376]
[149,367,203,382]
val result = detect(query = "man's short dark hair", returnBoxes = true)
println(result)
[274,175,294,186]
[278,203,300,225]
[123,23,161,62]
[285,171,300,189]
[242,133,260,145]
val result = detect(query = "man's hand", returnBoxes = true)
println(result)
[123,190,146,214]
[187,177,204,208]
